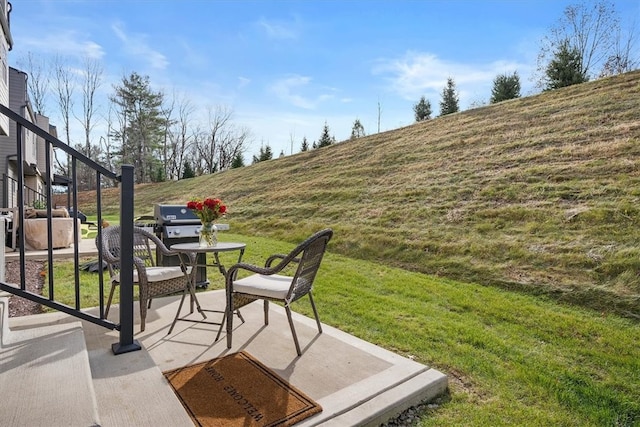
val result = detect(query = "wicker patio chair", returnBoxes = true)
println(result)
[224,228,333,356]
[97,225,191,332]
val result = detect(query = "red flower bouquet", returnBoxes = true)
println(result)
[186,197,227,223]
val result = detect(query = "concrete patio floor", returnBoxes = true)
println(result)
[3,238,448,426]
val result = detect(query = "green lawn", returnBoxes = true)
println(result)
[47,232,640,426]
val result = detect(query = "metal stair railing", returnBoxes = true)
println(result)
[0,103,140,354]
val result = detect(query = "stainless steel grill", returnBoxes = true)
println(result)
[154,204,209,287]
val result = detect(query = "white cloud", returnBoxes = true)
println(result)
[373,51,532,107]
[19,31,105,60]
[237,76,251,89]
[269,75,335,110]
[111,22,169,70]
[257,17,298,40]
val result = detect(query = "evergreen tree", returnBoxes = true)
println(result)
[300,136,309,152]
[413,96,432,121]
[153,165,165,182]
[439,77,459,116]
[535,1,626,85]
[252,144,273,163]
[350,119,366,139]
[182,160,195,179]
[490,71,521,103]
[110,72,166,184]
[317,122,334,148]
[544,40,588,90]
[263,144,273,160]
[231,153,244,169]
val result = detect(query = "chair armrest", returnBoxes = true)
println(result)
[227,262,275,278]
[134,226,182,258]
[226,260,287,286]
[265,254,287,267]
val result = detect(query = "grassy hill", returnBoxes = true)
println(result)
[82,70,640,318]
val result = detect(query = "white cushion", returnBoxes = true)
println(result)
[233,274,293,300]
[112,266,190,284]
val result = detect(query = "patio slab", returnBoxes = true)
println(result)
[8,289,448,426]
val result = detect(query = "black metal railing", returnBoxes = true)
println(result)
[1,174,46,208]
[0,103,140,354]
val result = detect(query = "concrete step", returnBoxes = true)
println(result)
[0,297,101,426]
[0,294,9,344]
[86,342,194,426]
[6,306,194,427]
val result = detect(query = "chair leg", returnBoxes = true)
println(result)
[139,287,148,332]
[226,296,235,349]
[236,309,245,324]
[285,306,302,356]
[105,284,117,318]
[139,298,146,332]
[263,300,269,325]
[215,311,226,342]
[308,292,323,333]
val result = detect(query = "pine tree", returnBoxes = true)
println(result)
[300,137,309,152]
[231,153,244,168]
[413,96,432,121]
[182,160,195,179]
[317,122,334,148]
[439,77,459,116]
[490,72,521,103]
[252,144,273,163]
[110,72,166,183]
[153,165,165,182]
[263,144,273,160]
[544,40,588,90]
[350,119,366,139]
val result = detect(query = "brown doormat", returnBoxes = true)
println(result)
[163,351,322,427]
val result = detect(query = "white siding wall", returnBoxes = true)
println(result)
[0,0,10,136]
[0,38,8,136]
[35,114,54,184]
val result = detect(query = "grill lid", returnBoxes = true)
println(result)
[154,204,200,226]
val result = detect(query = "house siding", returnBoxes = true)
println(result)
[0,0,12,136]
[0,67,50,207]
[35,114,54,186]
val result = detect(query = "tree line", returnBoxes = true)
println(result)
[412,1,638,122]
[19,0,638,185]
[19,55,250,189]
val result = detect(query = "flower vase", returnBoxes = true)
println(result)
[199,222,218,247]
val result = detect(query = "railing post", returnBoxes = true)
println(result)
[112,164,141,355]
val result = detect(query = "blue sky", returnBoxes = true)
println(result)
[8,0,640,160]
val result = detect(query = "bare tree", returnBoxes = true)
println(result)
[18,52,49,115]
[77,58,103,152]
[289,130,295,155]
[160,93,175,181]
[52,54,75,175]
[197,106,231,174]
[165,93,195,180]
[219,124,250,170]
[536,1,625,86]
[101,103,120,183]
[192,106,250,175]
[601,18,639,76]
[74,58,103,189]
